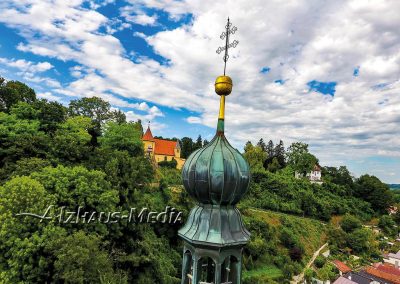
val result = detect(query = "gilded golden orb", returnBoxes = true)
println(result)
[215,75,232,96]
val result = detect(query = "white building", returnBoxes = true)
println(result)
[295,164,322,184]
[383,250,400,268]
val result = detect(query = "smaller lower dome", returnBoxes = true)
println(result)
[178,204,250,247]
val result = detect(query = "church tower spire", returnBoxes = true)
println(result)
[179,18,250,284]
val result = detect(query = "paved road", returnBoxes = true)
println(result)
[291,242,329,284]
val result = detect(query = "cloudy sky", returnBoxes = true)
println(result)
[0,0,399,183]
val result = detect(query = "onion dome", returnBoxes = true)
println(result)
[181,75,250,206]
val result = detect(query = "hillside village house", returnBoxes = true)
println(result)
[383,250,400,268]
[141,125,185,169]
[295,164,323,184]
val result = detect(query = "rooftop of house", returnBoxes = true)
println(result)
[142,126,180,156]
[363,266,400,284]
[333,276,358,284]
[313,164,321,171]
[340,271,391,284]
[373,263,400,277]
[387,250,400,260]
[333,260,352,273]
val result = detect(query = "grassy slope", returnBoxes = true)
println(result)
[241,208,327,281]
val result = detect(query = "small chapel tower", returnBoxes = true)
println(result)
[179,18,250,284]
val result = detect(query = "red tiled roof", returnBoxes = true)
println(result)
[333,260,352,273]
[373,263,400,276]
[142,126,153,141]
[365,266,400,284]
[153,138,177,156]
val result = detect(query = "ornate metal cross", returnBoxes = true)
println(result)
[216,18,239,75]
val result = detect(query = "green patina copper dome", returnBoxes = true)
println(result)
[182,134,250,205]
[181,75,250,206]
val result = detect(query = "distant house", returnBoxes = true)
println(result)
[372,263,400,277]
[388,206,398,215]
[383,250,400,268]
[141,125,185,169]
[295,164,323,184]
[332,260,352,276]
[333,271,391,284]
[362,266,400,284]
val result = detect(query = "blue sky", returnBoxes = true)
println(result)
[0,0,399,183]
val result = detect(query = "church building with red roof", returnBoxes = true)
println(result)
[142,125,185,169]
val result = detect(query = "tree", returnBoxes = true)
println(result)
[274,140,286,167]
[314,255,326,268]
[355,175,394,212]
[322,166,354,193]
[47,230,116,283]
[0,176,57,283]
[34,99,67,133]
[267,157,280,173]
[286,142,317,175]
[0,112,48,178]
[31,165,119,215]
[194,135,202,151]
[11,157,51,178]
[347,228,374,254]
[378,215,397,236]
[86,149,153,205]
[110,109,126,124]
[257,138,267,152]
[68,97,116,145]
[243,143,267,172]
[10,101,39,120]
[180,137,194,159]
[158,158,178,169]
[266,140,274,158]
[0,79,36,113]
[52,116,92,164]
[340,214,362,233]
[203,139,209,146]
[99,121,143,156]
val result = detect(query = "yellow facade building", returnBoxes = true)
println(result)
[142,125,185,169]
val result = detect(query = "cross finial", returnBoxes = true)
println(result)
[216,17,239,75]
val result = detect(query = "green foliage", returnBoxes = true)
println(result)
[244,142,267,172]
[180,137,194,159]
[100,122,143,156]
[0,177,57,283]
[286,142,317,175]
[0,112,48,179]
[31,165,119,214]
[315,262,336,281]
[378,215,397,236]
[159,167,182,186]
[10,101,39,119]
[243,168,374,221]
[267,157,280,173]
[11,157,51,178]
[34,99,67,133]
[52,116,92,163]
[340,214,362,233]
[346,228,374,254]
[0,79,36,113]
[355,174,394,212]
[158,158,178,169]
[322,166,354,190]
[314,255,326,268]
[48,230,115,284]
[304,268,314,282]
